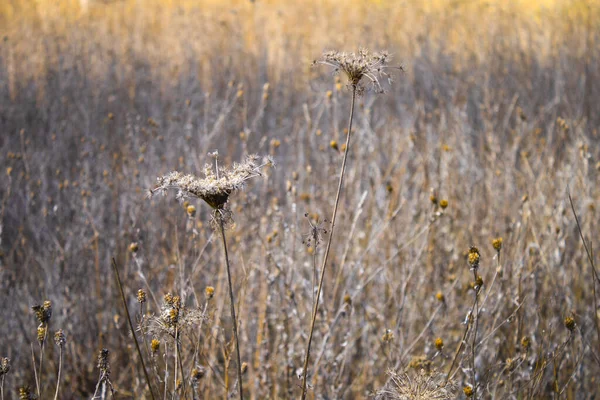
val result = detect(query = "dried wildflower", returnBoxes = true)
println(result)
[430,194,438,205]
[564,316,576,332]
[313,49,399,94]
[330,140,339,150]
[205,286,215,300]
[382,329,394,343]
[32,300,52,324]
[376,369,455,400]
[435,292,445,302]
[18,386,35,400]
[129,242,139,253]
[434,338,444,351]
[408,356,432,372]
[492,237,503,252]
[37,325,47,345]
[0,357,9,376]
[241,362,248,374]
[467,247,480,269]
[439,199,448,209]
[151,154,272,211]
[54,329,66,347]
[186,204,196,218]
[463,385,474,397]
[302,212,329,249]
[151,339,160,354]
[505,357,516,372]
[343,294,352,306]
[97,349,110,375]
[137,289,147,304]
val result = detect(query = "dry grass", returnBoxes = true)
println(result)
[0,0,599,398]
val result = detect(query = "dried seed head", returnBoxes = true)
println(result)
[186,204,196,218]
[191,366,206,386]
[463,386,474,397]
[151,154,272,211]
[382,329,394,343]
[521,336,531,350]
[564,316,576,332]
[241,362,248,375]
[137,289,147,304]
[151,339,160,354]
[0,357,10,376]
[492,237,503,252]
[313,49,399,94]
[19,386,35,400]
[32,301,52,324]
[37,325,47,345]
[129,242,139,253]
[205,286,215,300]
[54,329,66,347]
[439,199,448,209]
[435,292,445,302]
[97,349,110,377]
[434,337,444,351]
[468,247,480,269]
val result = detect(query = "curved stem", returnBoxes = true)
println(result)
[301,85,357,399]
[218,215,244,400]
[53,347,62,400]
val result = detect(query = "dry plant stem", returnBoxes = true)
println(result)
[53,346,63,400]
[445,292,478,384]
[111,258,156,400]
[1,374,4,400]
[31,344,39,397]
[218,214,244,400]
[471,270,480,399]
[301,84,357,400]
[568,192,600,356]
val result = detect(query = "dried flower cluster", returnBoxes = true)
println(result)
[151,154,272,210]
[376,369,456,400]
[313,49,399,93]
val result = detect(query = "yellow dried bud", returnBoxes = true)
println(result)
[205,286,215,300]
[434,337,444,350]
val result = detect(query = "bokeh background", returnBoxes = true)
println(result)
[1,0,599,398]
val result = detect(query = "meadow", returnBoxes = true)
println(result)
[0,0,599,398]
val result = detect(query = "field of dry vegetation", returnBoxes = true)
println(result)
[1,0,599,399]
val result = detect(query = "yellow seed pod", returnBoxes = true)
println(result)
[187,205,196,218]
[439,199,448,209]
[434,337,444,350]
[129,242,139,253]
[330,140,338,150]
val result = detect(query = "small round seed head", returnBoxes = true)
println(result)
[137,289,147,304]
[439,199,448,209]
[435,292,445,302]
[186,204,196,218]
[564,316,576,332]
[468,249,480,268]
[475,275,484,288]
[0,357,10,376]
[330,140,338,150]
[129,242,139,253]
[434,337,444,350]
[492,237,503,252]
[430,194,438,205]
[506,357,516,372]
[151,339,160,355]
[343,294,352,306]
[205,286,215,300]
[463,386,474,397]
[54,329,66,347]
[241,362,248,375]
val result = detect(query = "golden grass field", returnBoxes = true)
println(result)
[1,0,599,398]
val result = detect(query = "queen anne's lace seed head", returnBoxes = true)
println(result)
[313,48,401,94]
[151,154,272,211]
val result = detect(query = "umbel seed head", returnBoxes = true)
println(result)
[152,154,272,212]
[313,48,401,94]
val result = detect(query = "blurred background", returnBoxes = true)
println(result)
[1,0,599,398]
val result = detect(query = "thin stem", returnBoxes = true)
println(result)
[111,258,156,400]
[53,347,63,400]
[31,344,39,398]
[568,192,600,357]
[1,374,5,400]
[471,270,480,399]
[301,85,357,399]
[218,214,244,400]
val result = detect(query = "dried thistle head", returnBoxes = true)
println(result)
[137,289,147,304]
[151,154,272,212]
[375,369,456,400]
[313,48,400,94]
